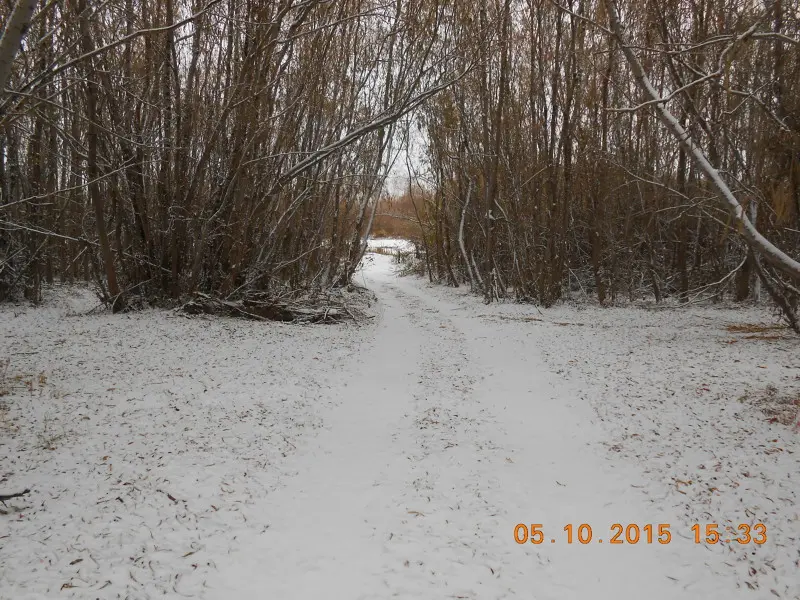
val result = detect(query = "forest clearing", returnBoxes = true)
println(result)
[2,0,800,597]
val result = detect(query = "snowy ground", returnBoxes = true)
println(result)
[1,253,798,599]
[366,237,415,254]
[0,288,369,598]
[414,274,800,599]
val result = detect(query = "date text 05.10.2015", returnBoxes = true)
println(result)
[514,523,767,545]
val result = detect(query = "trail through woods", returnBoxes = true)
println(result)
[1,254,798,598]
[205,255,779,599]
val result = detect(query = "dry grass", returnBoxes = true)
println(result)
[36,414,68,451]
[0,360,54,436]
[724,323,791,341]
[725,323,788,334]
[0,400,16,434]
[741,385,800,426]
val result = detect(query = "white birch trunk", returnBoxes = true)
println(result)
[458,181,477,289]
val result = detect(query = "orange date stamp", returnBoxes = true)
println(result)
[514,523,767,545]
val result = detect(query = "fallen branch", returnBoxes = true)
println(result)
[181,289,369,324]
[0,488,31,505]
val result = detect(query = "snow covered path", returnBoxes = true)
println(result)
[206,255,752,600]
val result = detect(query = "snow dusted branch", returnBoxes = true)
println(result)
[267,67,473,197]
[602,0,800,286]
[0,488,31,504]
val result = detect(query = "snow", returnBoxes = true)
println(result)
[0,288,370,597]
[366,237,415,254]
[1,255,798,599]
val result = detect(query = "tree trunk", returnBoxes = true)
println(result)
[78,0,123,310]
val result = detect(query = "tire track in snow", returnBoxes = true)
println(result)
[388,266,756,600]
[205,274,443,599]
[375,284,518,598]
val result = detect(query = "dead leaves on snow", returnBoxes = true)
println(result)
[724,323,791,342]
[740,385,800,427]
[726,323,787,334]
